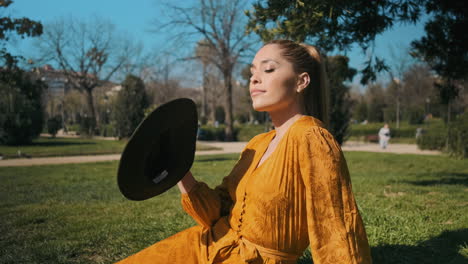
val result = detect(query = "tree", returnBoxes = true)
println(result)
[0,69,46,145]
[112,75,149,138]
[366,83,387,122]
[411,0,468,124]
[0,0,42,67]
[36,17,135,135]
[0,0,45,145]
[327,55,357,144]
[158,0,254,140]
[246,0,424,84]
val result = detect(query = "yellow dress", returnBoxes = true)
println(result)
[117,116,372,264]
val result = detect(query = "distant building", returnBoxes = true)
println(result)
[33,64,71,97]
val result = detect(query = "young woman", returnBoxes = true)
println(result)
[117,40,372,264]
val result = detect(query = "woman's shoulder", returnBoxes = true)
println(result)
[290,115,329,138]
[245,130,275,147]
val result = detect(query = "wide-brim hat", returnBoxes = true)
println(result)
[117,98,198,201]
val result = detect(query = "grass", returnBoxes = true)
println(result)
[0,152,467,263]
[0,137,220,159]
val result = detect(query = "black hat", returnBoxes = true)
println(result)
[117,98,198,201]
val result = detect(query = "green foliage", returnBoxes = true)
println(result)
[1,153,467,263]
[198,124,265,142]
[246,0,424,83]
[350,122,419,139]
[47,116,62,138]
[0,0,45,145]
[99,123,117,138]
[236,124,265,142]
[327,55,356,145]
[0,0,43,68]
[0,1,43,41]
[410,1,467,124]
[0,68,45,145]
[447,112,468,158]
[112,75,149,138]
[416,126,447,151]
[79,116,97,136]
[198,125,230,141]
[411,1,468,82]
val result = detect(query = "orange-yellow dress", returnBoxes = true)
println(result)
[117,116,372,264]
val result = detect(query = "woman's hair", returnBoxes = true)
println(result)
[266,39,330,128]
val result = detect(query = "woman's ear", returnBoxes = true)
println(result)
[296,72,310,93]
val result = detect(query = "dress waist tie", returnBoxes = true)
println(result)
[238,237,299,263]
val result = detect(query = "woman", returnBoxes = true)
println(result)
[117,40,372,264]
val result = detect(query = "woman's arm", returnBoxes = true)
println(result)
[177,171,198,194]
[300,127,372,264]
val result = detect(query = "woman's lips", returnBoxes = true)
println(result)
[250,89,266,97]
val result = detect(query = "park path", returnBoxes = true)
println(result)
[0,141,441,167]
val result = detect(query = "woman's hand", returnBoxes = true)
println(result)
[177,171,198,194]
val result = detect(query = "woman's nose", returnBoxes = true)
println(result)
[250,74,260,85]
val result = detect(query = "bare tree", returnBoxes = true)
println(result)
[387,44,414,128]
[35,17,135,135]
[156,0,254,140]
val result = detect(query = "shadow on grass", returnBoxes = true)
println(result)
[297,229,468,264]
[404,172,468,187]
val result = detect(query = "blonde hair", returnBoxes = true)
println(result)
[266,40,330,128]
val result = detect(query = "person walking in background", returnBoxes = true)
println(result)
[378,123,391,149]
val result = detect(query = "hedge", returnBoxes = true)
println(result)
[198,124,266,142]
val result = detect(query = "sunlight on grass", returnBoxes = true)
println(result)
[0,152,467,263]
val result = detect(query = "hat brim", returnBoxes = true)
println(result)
[117,98,198,201]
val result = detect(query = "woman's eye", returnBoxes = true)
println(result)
[264,69,275,73]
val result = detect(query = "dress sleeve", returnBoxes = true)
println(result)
[181,137,260,229]
[299,127,372,264]
[180,173,233,229]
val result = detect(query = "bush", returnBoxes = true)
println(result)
[349,123,416,139]
[47,116,62,137]
[67,124,80,133]
[198,124,266,142]
[416,127,447,150]
[198,125,229,141]
[99,123,117,138]
[112,75,148,138]
[447,112,468,158]
[236,124,264,142]
[79,116,97,136]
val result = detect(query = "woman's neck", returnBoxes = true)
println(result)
[269,107,305,139]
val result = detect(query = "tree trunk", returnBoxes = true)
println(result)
[223,69,234,141]
[201,63,208,123]
[85,88,97,135]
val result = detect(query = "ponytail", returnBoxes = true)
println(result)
[267,40,330,128]
[300,44,330,128]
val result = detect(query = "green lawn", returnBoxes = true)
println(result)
[0,152,467,263]
[0,137,219,159]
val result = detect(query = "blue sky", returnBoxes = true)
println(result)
[7,0,428,89]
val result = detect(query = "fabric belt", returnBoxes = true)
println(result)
[238,237,299,263]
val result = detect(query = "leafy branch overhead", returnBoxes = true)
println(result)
[246,0,424,84]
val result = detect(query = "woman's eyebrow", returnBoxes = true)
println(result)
[250,59,280,70]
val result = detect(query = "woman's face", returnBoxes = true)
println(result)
[249,44,301,113]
